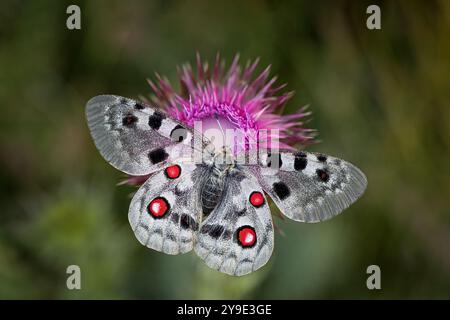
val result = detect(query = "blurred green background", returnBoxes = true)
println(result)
[1,0,449,299]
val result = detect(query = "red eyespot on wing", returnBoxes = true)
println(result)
[249,191,265,207]
[165,164,181,179]
[148,197,169,218]
[237,226,257,248]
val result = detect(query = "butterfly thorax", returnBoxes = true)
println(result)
[200,149,235,217]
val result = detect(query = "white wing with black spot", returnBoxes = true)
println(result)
[86,95,205,175]
[128,160,209,254]
[243,149,367,222]
[194,170,274,276]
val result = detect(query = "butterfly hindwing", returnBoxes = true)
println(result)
[86,95,202,175]
[128,161,208,254]
[243,150,367,222]
[194,171,274,276]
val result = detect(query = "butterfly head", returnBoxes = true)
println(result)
[212,146,235,171]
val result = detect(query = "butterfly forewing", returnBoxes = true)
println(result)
[243,150,367,222]
[194,171,274,276]
[85,95,203,175]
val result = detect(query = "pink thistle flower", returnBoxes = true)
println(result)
[125,54,316,185]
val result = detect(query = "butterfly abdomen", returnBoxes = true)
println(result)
[201,166,225,216]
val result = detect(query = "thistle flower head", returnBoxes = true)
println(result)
[147,54,315,153]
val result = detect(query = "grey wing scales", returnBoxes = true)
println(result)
[85,95,203,175]
[128,161,208,254]
[243,150,367,222]
[194,170,274,276]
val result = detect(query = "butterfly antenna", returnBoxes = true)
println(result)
[214,114,225,139]
[214,114,227,150]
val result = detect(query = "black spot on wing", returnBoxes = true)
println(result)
[134,102,145,110]
[316,169,330,182]
[317,154,327,162]
[201,224,225,239]
[180,214,199,231]
[170,125,188,142]
[122,114,138,127]
[148,148,169,164]
[267,152,282,168]
[148,111,166,130]
[273,182,291,200]
[294,152,307,171]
